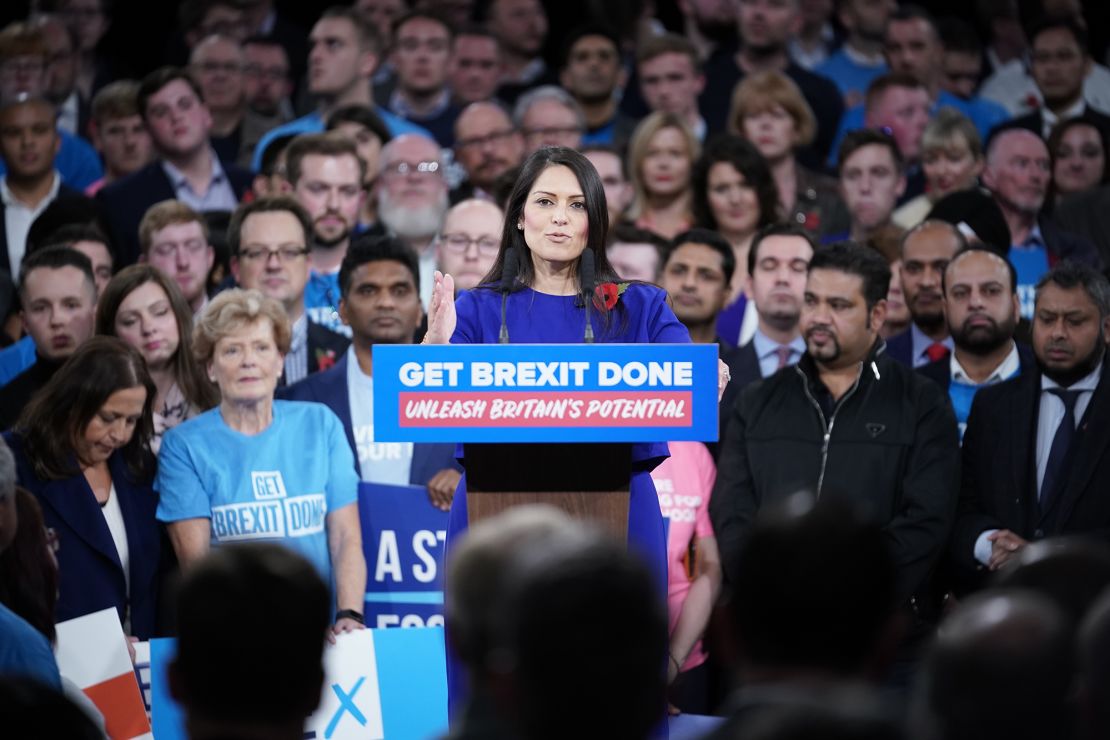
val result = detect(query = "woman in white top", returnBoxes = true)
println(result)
[4,337,165,639]
[96,265,219,453]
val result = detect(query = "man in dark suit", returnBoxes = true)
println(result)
[660,228,753,455]
[227,197,349,387]
[918,246,1033,438]
[278,234,461,509]
[885,220,964,367]
[952,262,1110,594]
[994,17,1110,142]
[97,67,252,267]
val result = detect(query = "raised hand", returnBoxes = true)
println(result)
[423,270,456,345]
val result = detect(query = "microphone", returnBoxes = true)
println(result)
[579,249,595,344]
[499,247,518,344]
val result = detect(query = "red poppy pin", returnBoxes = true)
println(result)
[316,348,337,371]
[594,281,629,310]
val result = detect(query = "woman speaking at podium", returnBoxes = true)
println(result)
[423,145,698,583]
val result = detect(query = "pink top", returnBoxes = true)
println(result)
[651,441,716,671]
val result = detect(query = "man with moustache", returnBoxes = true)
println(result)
[375,133,448,307]
[286,133,365,336]
[711,241,959,612]
[885,220,963,367]
[228,197,349,386]
[951,262,1110,594]
[918,246,1034,439]
[452,102,523,202]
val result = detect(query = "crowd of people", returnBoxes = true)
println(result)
[2,0,1110,737]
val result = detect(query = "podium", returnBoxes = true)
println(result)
[465,442,632,540]
[371,343,720,541]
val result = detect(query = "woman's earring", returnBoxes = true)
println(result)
[517,223,523,230]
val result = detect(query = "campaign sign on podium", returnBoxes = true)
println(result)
[372,343,719,443]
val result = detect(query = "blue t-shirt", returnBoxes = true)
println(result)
[1010,243,1050,320]
[0,602,61,690]
[0,129,103,191]
[0,336,35,388]
[155,401,359,584]
[304,270,350,336]
[815,50,887,103]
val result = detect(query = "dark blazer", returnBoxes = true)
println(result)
[884,328,914,368]
[714,340,762,459]
[1039,215,1103,270]
[277,321,351,387]
[0,184,86,275]
[951,357,1110,593]
[275,352,461,486]
[997,106,1110,142]
[96,160,253,267]
[4,433,163,639]
[917,343,1036,391]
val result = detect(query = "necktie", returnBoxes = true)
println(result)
[775,345,793,369]
[1040,388,1083,506]
[925,342,950,363]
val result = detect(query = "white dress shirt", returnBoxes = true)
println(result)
[1,172,61,274]
[973,361,1102,564]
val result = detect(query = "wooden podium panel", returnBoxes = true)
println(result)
[465,443,631,542]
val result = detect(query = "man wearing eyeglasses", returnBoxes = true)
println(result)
[228,197,350,386]
[436,198,504,293]
[452,101,522,201]
[190,34,281,169]
[375,133,449,306]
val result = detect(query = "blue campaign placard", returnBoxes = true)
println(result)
[372,343,719,443]
[359,482,449,629]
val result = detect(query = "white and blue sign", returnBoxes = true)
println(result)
[150,628,448,740]
[359,483,448,629]
[372,343,719,443]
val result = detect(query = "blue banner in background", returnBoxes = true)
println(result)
[359,482,449,629]
[372,343,719,443]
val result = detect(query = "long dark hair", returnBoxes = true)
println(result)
[691,135,780,233]
[0,488,58,643]
[15,337,158,482]
[479,147,622,312]
[96,265,219,412]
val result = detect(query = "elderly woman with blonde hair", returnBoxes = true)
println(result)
[155,289,367,634]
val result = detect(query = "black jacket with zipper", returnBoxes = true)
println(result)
[710,340,960,607]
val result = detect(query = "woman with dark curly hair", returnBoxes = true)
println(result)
[692,135,781,347]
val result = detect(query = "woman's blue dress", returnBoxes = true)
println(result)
[445,283,691,715]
